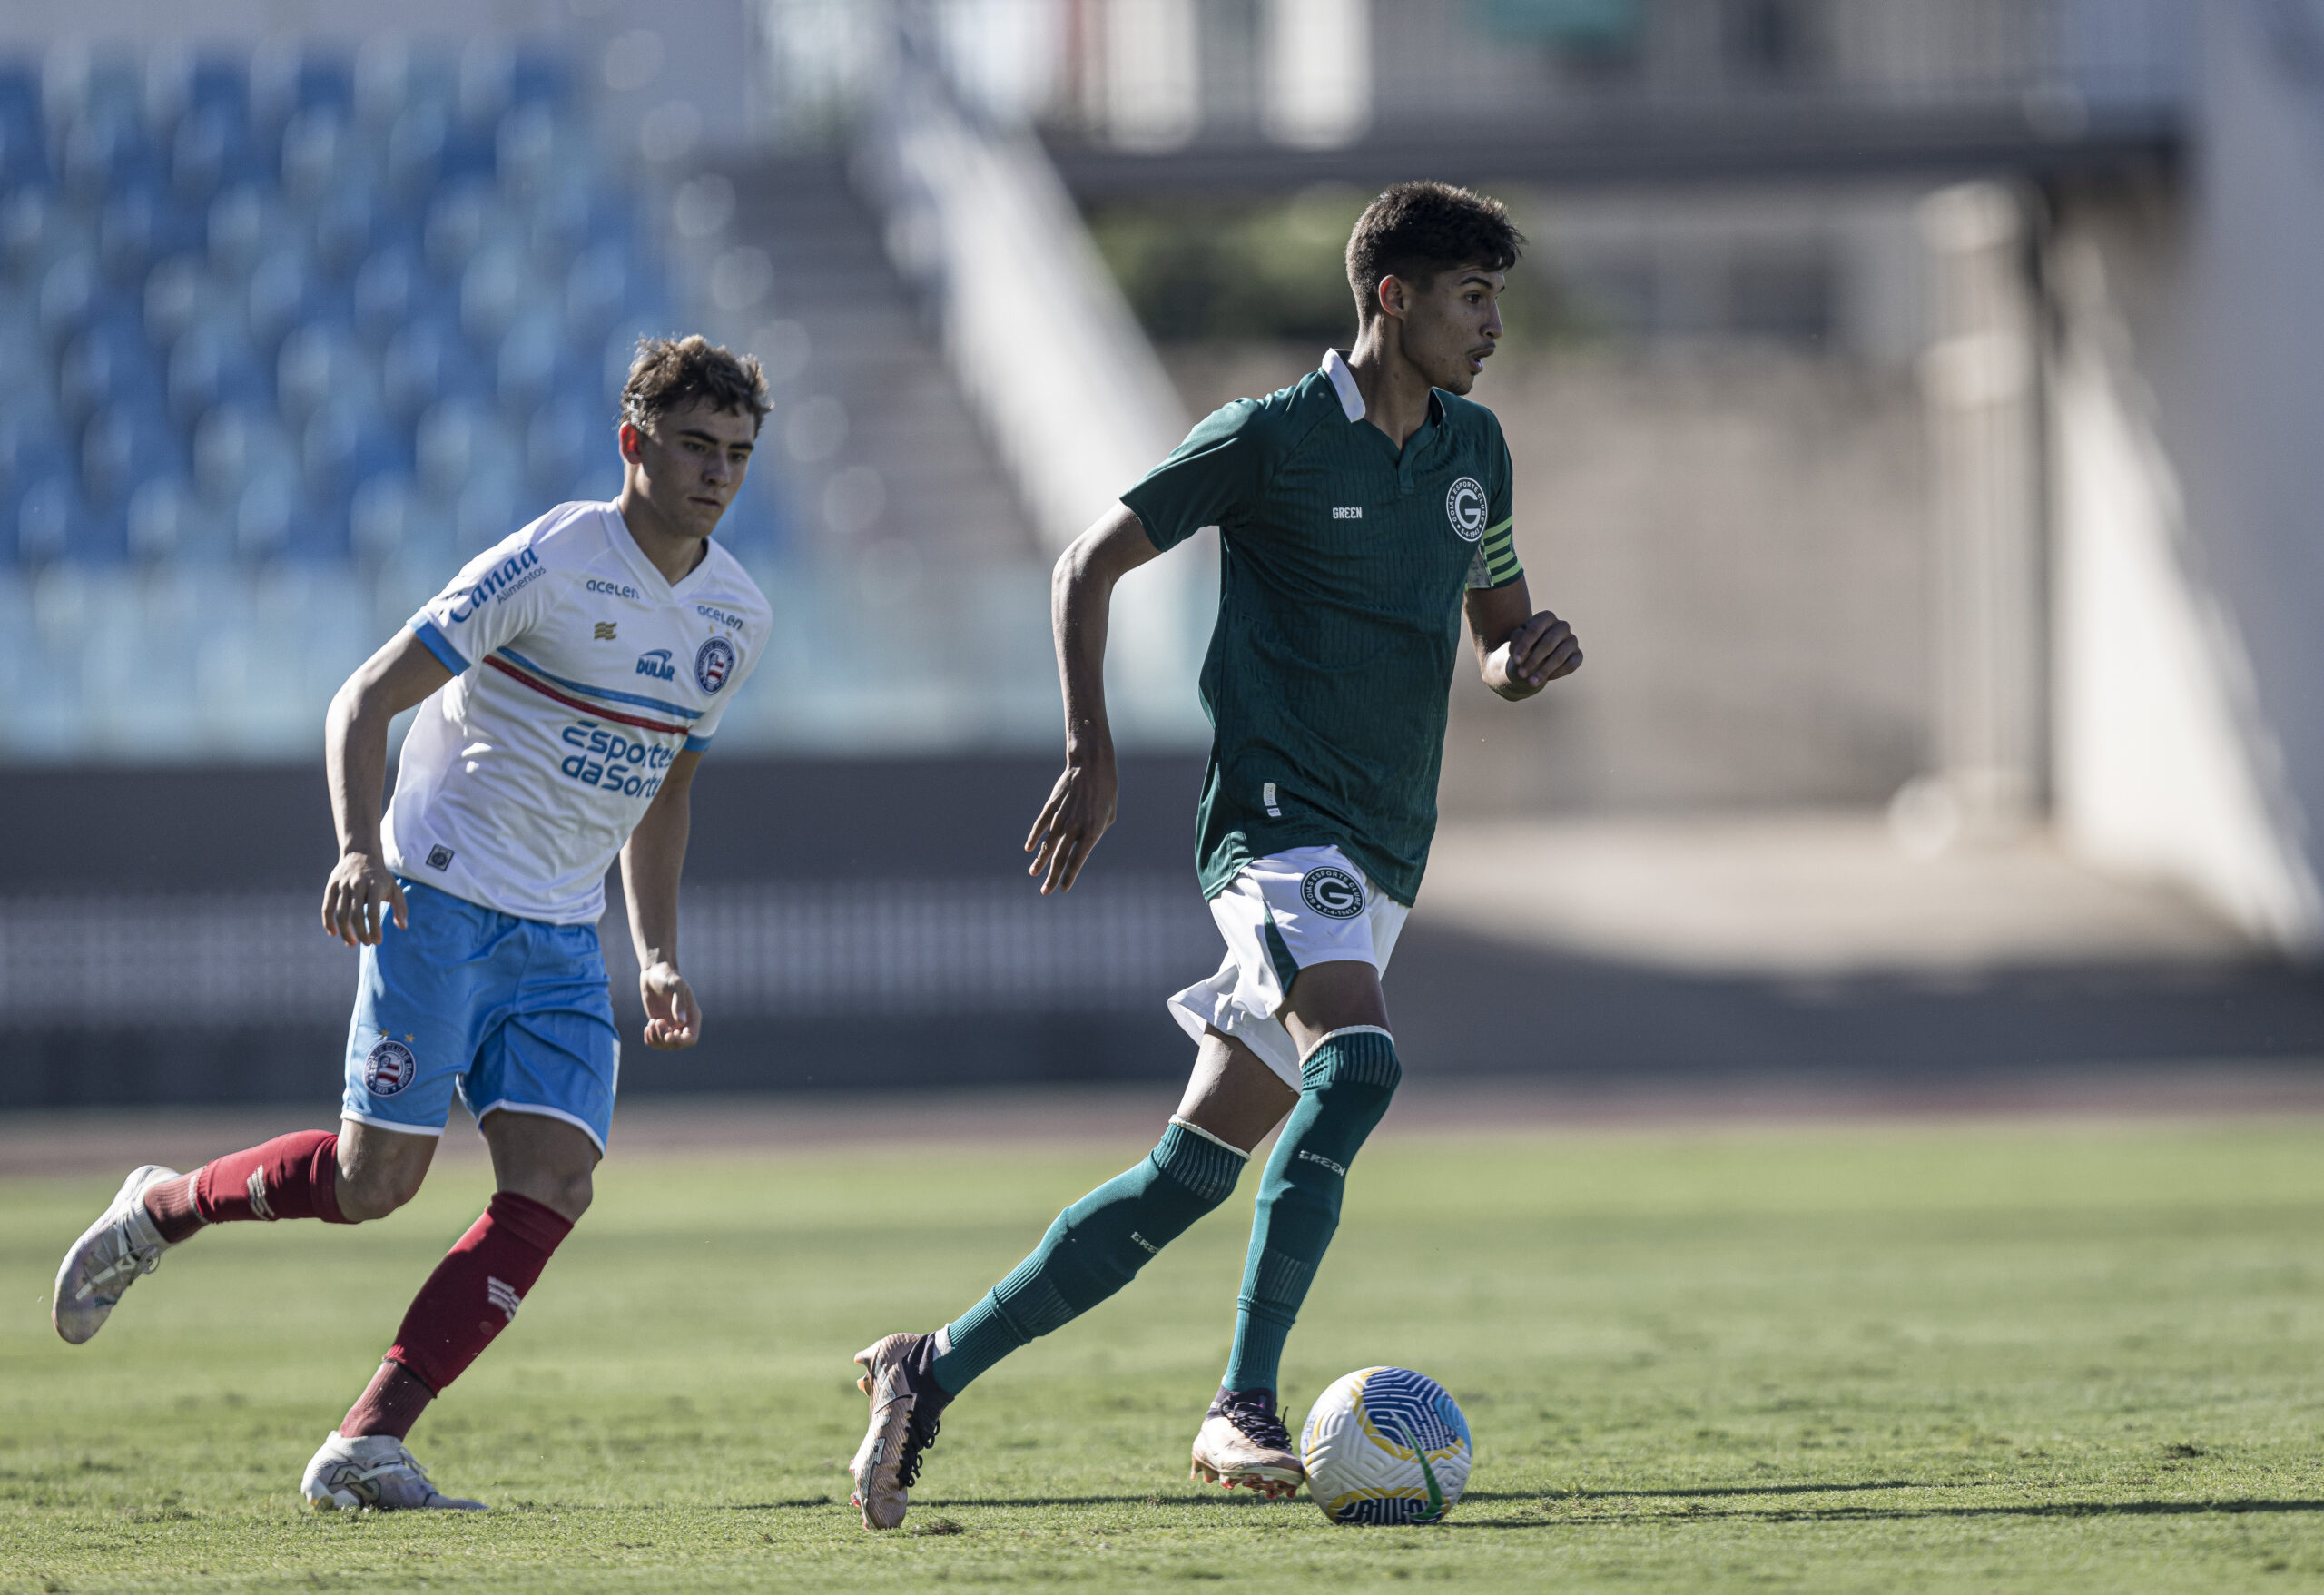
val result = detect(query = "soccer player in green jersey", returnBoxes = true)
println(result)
[847,182,1582,1529]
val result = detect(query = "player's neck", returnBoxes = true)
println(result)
[1343,330,1435,449]
[615,491,712,588]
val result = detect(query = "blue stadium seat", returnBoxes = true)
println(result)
[0,41,704,604]
[167,318,272,423]
[81,401,185,511]
[57,308,158,419]
[0,62,44,187]
[13,472,77,563]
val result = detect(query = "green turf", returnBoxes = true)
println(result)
[5,1117,2324,1591]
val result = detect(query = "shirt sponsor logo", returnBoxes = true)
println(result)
[695,603,749,633]
[425,844,455,870]
[364,1038,417,1097]
[1445,477,1486,542]
[445,549,542,622]
[635,648,676,682]
[1332,507,1363,520]
[559,722,676,797]
[586,578,642,599]
[1299,865,1365,920]
[694,635,736,694]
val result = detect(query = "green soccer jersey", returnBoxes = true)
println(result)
[1121,350,1524,907]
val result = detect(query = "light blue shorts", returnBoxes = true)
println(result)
[342,880,620,1151]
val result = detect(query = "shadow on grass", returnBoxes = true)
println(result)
[914,1494,1290,1511]
[1466,1482,1918,1502]
[1451,1497,2324,1531]
[711,1498,842,1511]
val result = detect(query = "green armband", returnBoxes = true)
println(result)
[1471,517,1522,588]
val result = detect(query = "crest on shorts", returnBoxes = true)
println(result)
[1444,477,1486,541]
[1300,865,1366,920]
[363,1038,417,1097]
[694,635,736,693]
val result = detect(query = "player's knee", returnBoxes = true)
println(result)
[1300,1029,1402,1098]
[508,1165,594,1223]
[1153,1120,1246,1213]
[335,1158,428,1222]
[546,1170,593,1221]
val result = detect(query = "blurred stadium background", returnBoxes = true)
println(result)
[2,0,2321,1108]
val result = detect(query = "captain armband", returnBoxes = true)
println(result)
[1464,517,1523,590]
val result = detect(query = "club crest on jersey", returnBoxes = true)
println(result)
[694,635,736,693]
[1445,477,1486,541]
[363,1039,417,1097]
[635,648,676,681]
[1300,865,1365,920]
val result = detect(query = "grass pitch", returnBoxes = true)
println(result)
[5,1114,2324,1592]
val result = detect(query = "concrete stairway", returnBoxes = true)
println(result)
[710,155,1037,564]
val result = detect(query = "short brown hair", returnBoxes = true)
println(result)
[619,334,773,435]
[1346,182,1524,326]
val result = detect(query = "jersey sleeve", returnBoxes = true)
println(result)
[1119,399,1273,553]
[409,525,557,670]
[1465,417,1523,591]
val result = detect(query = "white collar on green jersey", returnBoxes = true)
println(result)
[1322,348,1365,422]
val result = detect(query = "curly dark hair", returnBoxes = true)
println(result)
[1345,182,1525,326]
[619,334,773,435]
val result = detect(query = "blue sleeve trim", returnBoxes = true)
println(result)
[411,618,470,674]
[684,734,713,753]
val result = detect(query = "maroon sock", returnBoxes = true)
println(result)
[174,1130,350,1226]
[341,1359,439,1441]
[385,1192,574,1394]
[141,1172,205,1244]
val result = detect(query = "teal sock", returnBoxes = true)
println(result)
[931,1120,1246,1394]
[1222,1029,1402,1394]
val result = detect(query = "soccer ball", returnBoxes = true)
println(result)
[1299,1366,1472,1524]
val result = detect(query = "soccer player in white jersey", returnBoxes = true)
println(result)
[50,336,772,1511]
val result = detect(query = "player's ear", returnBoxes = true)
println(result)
[1376,274,1409,323]
[618,422,646,461]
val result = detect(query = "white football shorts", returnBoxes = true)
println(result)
[1166,844,1410,1089]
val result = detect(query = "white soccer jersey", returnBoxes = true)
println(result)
[384,499,769,925]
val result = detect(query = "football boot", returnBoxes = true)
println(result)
[301,1432,486,1511]
[849,1332,952,1530]
[53,1165,181,1345]
[1191,1386,1304,1499]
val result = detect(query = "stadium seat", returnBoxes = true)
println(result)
[0,41,809,755]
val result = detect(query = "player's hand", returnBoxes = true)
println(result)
[1488,610,1582,700]
[1025,754,1118,896]
[321,851,409,947]
[640,960,700,1049]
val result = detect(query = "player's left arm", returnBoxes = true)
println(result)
[620,747,704,1050]
[1465,576,1582,701]
[1463,424,1579,701]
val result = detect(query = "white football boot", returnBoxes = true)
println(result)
[301,1432,486,1511]
[1191,1388,1304,1500]
[53,1165,182,1345]
[849,1332,950,1531]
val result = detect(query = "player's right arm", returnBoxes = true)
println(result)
[1028,399,1275,895]
[321,630,454,947]
[1026,504,1160,895]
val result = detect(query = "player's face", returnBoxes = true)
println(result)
[621,400,758,538]
[1396,266,1504,396]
